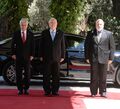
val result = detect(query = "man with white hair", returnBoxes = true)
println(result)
[11,18,34,95]
[40,18,65,96]
[84,19,115,97]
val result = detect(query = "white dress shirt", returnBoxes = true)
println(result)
[97,31,102,42]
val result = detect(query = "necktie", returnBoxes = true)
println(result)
[22,32,26,43]
[51,31,55,41]
[97,31,101,34]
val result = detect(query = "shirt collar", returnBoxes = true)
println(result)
[21,30,27,33]
[50,29,56,33]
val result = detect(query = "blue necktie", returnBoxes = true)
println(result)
[51,31,55,41]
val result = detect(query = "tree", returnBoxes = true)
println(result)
[86,0,120,48]
[86,0,112,28]
[0,0,11,38]
[0,0,29,38]
[28,0,51,32]
[112,0,120,18]
[49,0,86,33]
[8,0,29,34]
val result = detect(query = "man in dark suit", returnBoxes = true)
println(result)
[41,18,65,96]
[11,18,34,95]
[84,19,115,97]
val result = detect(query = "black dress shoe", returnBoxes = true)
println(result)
[100,92,107,97]
[52,92,59,96]
[24,90,29,95]
[18,91,23,95]
[91,94,96,97]
[44,93,51,96]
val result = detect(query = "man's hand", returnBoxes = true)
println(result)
[12,55,16,60]
[30,56,33,61]
[40,57,43,61]
[86,59,90,64]
[60,58,64,62]
[108,60,112,65]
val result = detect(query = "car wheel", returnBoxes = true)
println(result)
[2,61,16,85]
[115,67,120,87]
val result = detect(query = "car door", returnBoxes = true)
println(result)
[60,34,91,81]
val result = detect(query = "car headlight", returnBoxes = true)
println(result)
[114,52,120,57]
[114,52,120,62]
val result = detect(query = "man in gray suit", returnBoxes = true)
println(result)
[84,19,115,97]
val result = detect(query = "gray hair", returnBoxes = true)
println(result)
[48,18,57,23]
[19,18,29,25]
[96,19,104,25]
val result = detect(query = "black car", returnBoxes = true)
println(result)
[0,33,120,87]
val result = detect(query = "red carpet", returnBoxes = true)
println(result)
[0,89,120,109]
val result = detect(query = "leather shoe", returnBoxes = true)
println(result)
[52,92,59,96]
[24,90,29,95]
[100,92,107,97]
[18,91,23,95]
[44,93,51,96]
[91,94,96,97]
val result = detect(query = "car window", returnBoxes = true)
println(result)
[33,33,42,57]
[65,36,84,51]
[64,35,85,60]
[0,38,12,56]
[0,37,12,46]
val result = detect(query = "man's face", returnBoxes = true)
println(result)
[20,21,28,31]
[96,20,104,31]
[48,19,57,30]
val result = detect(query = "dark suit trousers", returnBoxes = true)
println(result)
[90,62,107,95]
[43,61,60,94]
[16,59,31,91]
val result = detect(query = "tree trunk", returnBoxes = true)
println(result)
[112,0,120,18]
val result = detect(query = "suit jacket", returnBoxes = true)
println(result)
[11,30,34,61]
[84,29,115,64]
[41,29,65,63]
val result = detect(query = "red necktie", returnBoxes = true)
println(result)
[22,32,26,43]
